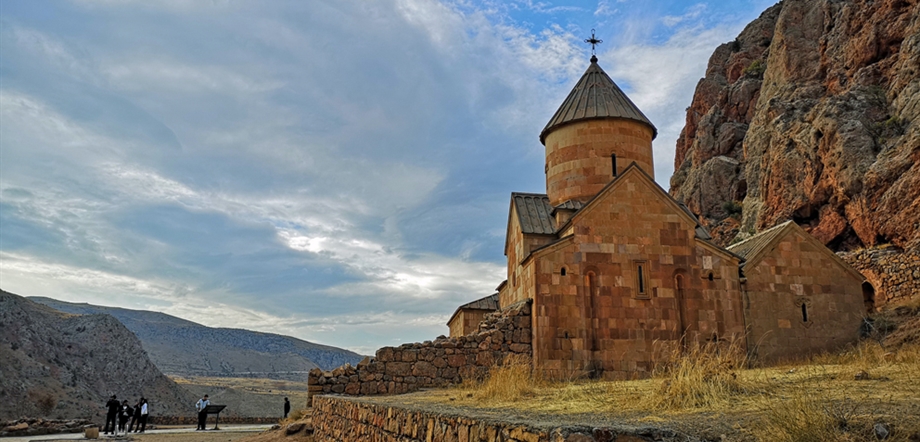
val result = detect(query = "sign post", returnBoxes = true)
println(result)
[201,405,227,430]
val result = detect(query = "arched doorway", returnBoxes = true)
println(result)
[862,282,876,313]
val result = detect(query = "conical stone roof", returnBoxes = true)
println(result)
[540,56,657,144]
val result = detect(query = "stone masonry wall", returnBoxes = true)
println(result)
[308,301,532,402]
[841,244,920,309]
[312,396,688,442]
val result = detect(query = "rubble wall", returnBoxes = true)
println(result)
[841,245,920,308]
[307,301,532,402]
[311,396,687,442]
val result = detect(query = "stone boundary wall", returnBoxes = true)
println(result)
[308,301,532,401]
[840,245,919,308]
[312,396,688,442]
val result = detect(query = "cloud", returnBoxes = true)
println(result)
[662,3,707,27]
[1,0,767,353]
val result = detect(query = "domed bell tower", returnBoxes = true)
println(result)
[540,46,657,211]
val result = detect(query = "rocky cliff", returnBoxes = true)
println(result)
[670,0,919,252]
[0,291,194,422]
[29,297,363,379]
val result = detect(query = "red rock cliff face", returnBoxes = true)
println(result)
[670,0,920,251]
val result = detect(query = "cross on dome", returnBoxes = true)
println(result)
[584,29,603,61]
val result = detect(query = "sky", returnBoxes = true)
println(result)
[0,0,777,355]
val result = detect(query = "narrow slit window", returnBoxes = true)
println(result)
[801,303,808,322]
[708,272,714,281]
[638,265,645,293]
[561,267,567,276]
[611,154,618,177]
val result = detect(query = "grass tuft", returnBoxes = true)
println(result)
[474,354,539,402]
[645,338,753,410]
[278,408,309,426]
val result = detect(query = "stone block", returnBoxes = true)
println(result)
[377,347,395,362]
[401,350,419,362]
[447,354,467,367]
[412,361,437,378]
[386,362,411,377]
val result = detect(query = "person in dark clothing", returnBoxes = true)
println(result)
[128,398,141,432]
[118,400,132,434]
[104,395,119,435]
[283,397,291,418]
[136,398,149,433]
[195,394,209,430]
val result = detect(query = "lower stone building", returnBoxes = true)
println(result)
[727,221,868,361]
[447,293,499,337]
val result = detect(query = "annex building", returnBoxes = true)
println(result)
[448,55,868,379]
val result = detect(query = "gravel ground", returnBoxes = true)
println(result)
[0,425,273,442]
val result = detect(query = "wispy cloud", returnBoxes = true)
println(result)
[1,0,769,353]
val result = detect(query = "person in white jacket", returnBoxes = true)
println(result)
[136,398,149,433]
[196,395,210,430]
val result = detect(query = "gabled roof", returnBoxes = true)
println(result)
[447,293,499,326]
[511,193,555,235]
[557,163,715,243]
[727,221,866,281]
[727,221,792,264]
[540,57,657,144]
[554,200,584,212]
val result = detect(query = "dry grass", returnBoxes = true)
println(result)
[422,340,920,440]
[645,338,755,410]
[278,408,309,427]
[472,355,541,402]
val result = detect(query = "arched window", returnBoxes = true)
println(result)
[561,267,567,276]
[707,272,714,281]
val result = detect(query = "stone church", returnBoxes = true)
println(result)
[448,55,868,379]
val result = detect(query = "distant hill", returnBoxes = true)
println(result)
[0,291,194,421]
[29,296,363,380]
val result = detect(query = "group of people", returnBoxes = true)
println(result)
[103,395,149,435]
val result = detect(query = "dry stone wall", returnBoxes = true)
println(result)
[841,245,920,308]
[308,301,532,401]
[312,396,691,442]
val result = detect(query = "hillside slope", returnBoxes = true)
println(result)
[29,297,363,379]
[0,290,193,421]
[670,0,919,250]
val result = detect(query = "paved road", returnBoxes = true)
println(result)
[0,424,273,441]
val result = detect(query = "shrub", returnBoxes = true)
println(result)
[35,393,57,416]
[743,60,766,79]
[722,200,743,219]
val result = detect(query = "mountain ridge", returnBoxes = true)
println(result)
[28,296,363,380]
[0,290,194,421]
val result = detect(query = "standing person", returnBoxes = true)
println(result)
[283,397,291,419]
[195,394,210,431]
[118,400,132,434]
[103,395,119,435]
[128,398,141,432]
[137,398,149,433]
